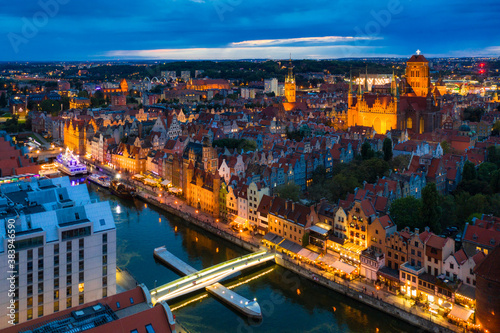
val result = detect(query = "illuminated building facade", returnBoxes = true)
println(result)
[284,60,296,103]
[346,52,441,134]
[63,119,96,156]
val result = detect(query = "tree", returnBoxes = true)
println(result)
[39,99,61,115]
[462,161,476,181]
[421,183,441,233]
[361,141,375,160]
[440,140,451,154]
[438,195,457,229]
[276,183,301,202]
[391,155,411,172]
[389,197,423,230]
[491,121,500,136]
[487,146,500,167]
[383,138,393,161]
[0,92,6,108]
[491,169,500,193]
[77,91,89,98]
[328,174,360,203]
[462,106,485,122]
[477,162,498,183]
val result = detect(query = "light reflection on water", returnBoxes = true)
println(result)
[87,182,416,333]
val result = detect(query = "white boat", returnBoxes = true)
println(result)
[55,148,88,176]
[87,174,111,188]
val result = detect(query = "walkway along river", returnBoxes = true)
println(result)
[87,182,417,333]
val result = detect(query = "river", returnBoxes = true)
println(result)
[87,183,416,333]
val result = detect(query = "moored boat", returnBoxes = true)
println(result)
[110,180,134,199]
[88,174,111,188]
[55,148,87,176]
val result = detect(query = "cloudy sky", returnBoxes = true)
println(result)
[1,0,499,61]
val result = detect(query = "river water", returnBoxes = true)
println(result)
[87,183,415,333]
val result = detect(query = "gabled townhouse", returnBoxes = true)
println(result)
[247,181,270,230]
[268,197,318,246]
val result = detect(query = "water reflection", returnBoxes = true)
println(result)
[87,182,415,333]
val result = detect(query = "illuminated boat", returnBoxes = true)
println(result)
[55,148,88,176]
[110,180,134,200]
[87,174,111,188]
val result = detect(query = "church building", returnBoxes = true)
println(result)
[346,51,441,134]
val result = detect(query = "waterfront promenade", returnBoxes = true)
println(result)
[135,189,460,333]
[84,165,463,333]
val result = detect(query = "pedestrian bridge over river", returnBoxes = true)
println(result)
[151,250,275,303]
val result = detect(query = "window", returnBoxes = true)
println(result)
[54,255,59,266]
[145,324,156,333]
[79,239,84,249]
[131,330,139,333]
[66,286,72,296]
[66,297,72,309]
[67,253,72,263]
[27,308,33,320]
[79,261,84,271]
[67,263,72,275]
[38,259,44,270]
[116,302,121,309]
[450,263,454,269]
[54,244,59,255]
[402,272,406,279]
[54,290,59,300]
[102,277,107,287]
[54,301,59,312]
[79,294,84,305]
[67,241,72,252]
[38,247,44,258]
[412,276,416,283]
[67,275,72,286]
[79,272,84,283]
[130,297,134,304]
[28,249,33,260]
[102,287,108,298]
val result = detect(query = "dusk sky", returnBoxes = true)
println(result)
[1,0,499,61]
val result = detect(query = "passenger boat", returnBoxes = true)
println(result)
[110,180,134,200]
[87,174,111,188]
[55,148,87,176]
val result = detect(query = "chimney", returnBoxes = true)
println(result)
[424,226,430,232]
[415,228,419,235]
[292,202,295,211]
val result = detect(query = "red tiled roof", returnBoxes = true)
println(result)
[474,245,500,283]
[453,249,468,265]
[407,54,429,63]
[426,234,449,249]
[379,215,394,229]
[464,223,500,248]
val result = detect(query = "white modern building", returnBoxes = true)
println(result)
[264,78,278,96]
[0,176,116,329]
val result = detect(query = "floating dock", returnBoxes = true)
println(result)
[154,246,262,319]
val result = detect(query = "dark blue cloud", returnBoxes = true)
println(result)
[0,0,498,60]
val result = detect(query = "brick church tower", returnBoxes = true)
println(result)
[405,50,430,97]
